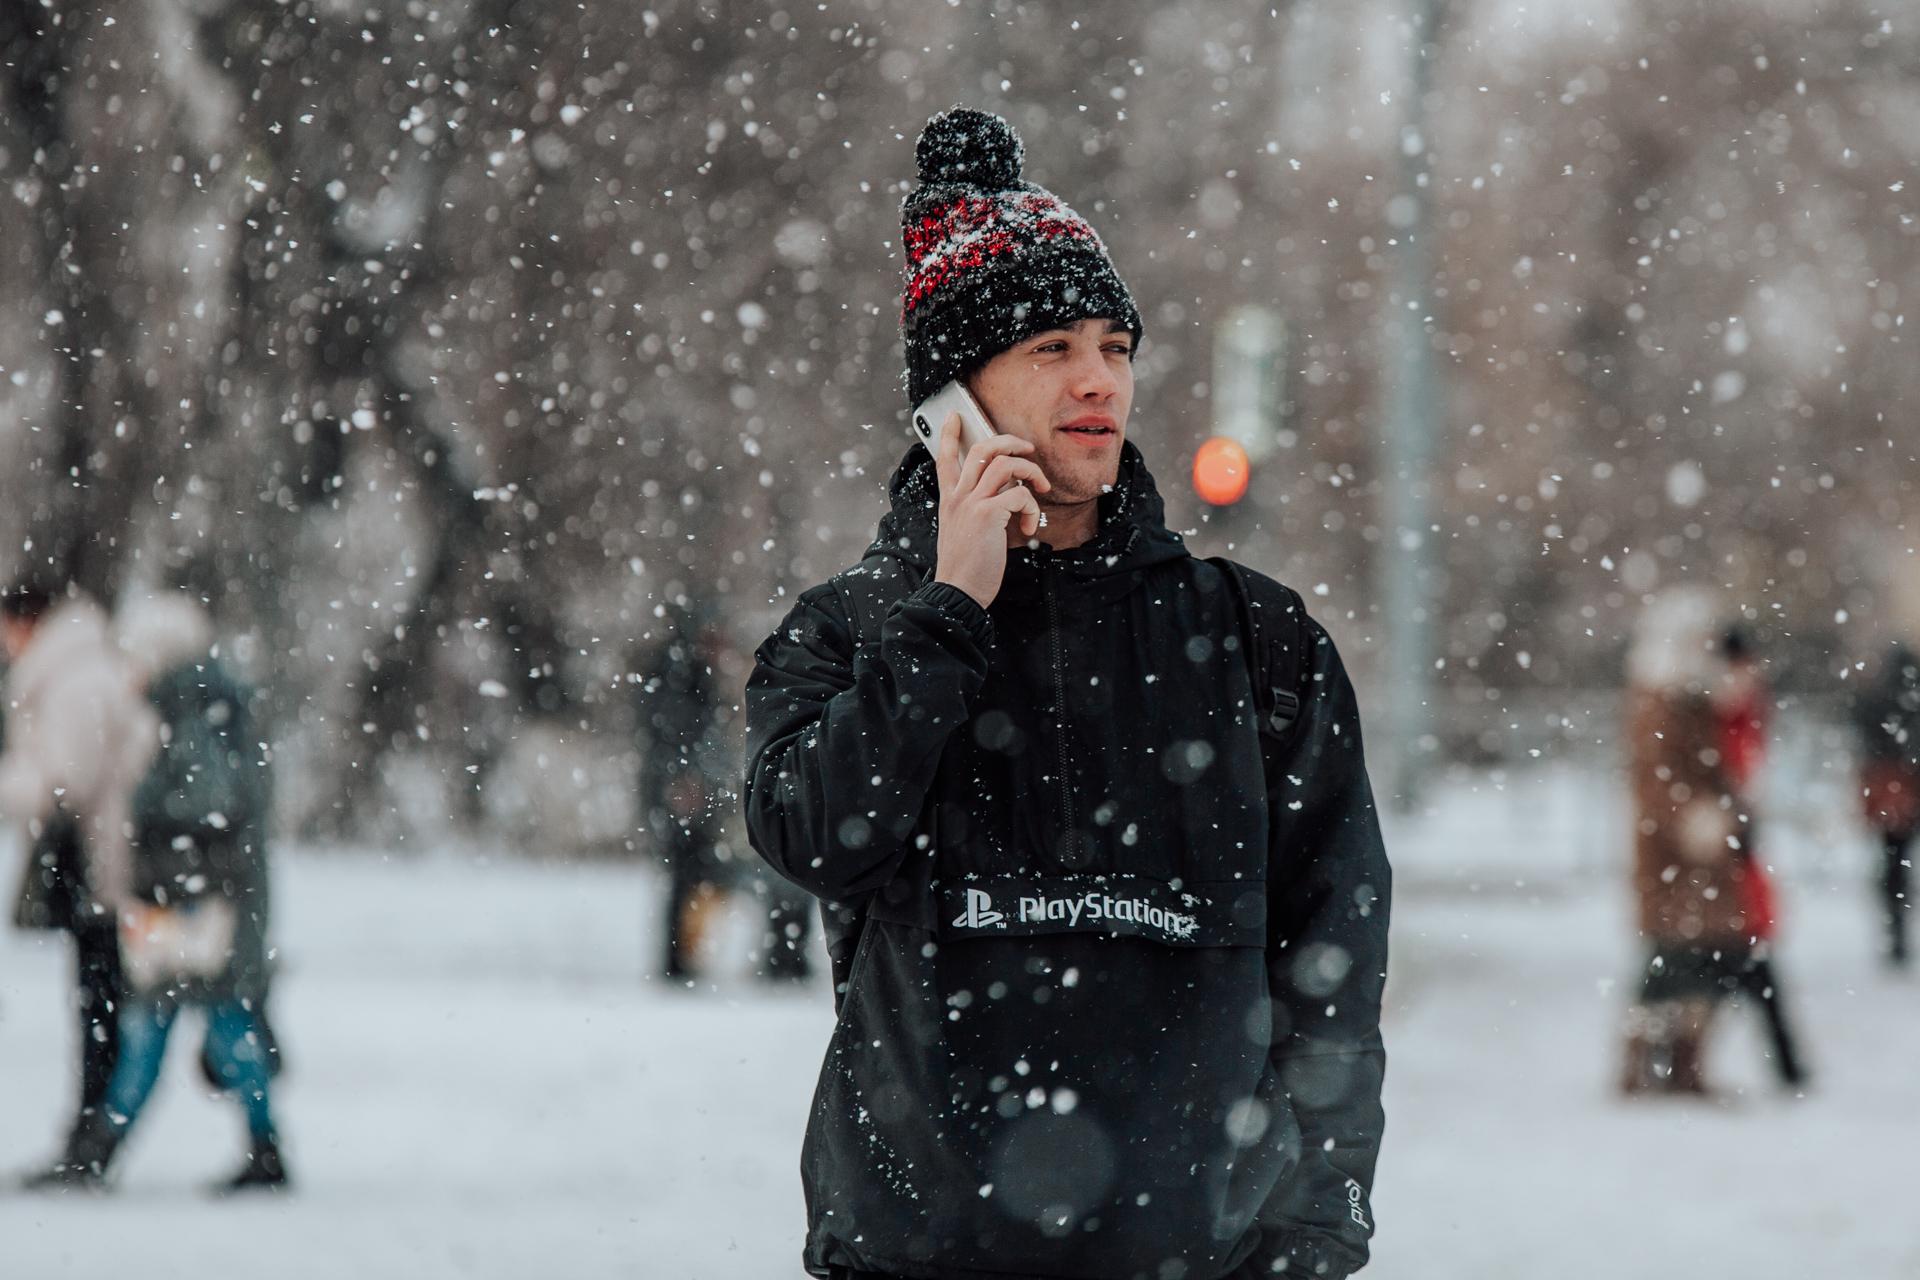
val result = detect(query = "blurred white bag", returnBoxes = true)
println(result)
[118,899,236,992]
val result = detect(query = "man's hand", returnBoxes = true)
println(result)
[932,411,1050,609]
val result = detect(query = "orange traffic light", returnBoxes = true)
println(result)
[1193,436,1250,506]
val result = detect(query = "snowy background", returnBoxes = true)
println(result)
[4,0,1919,835]
[4,759,1915,1279]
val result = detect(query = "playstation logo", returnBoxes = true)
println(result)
[951,887,1006,929]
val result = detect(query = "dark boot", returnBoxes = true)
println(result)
[1885,833,1912,967]
[21,1111,119,1191]
[217,1137,289,1194]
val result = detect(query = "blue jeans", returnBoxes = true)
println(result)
[105,999,276,1143]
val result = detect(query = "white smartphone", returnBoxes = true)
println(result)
[911,380,997,453]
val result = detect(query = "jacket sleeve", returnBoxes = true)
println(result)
[1250,618,1391,1280]
[743,576,992,904]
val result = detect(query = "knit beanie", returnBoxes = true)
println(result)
[899,107,1143,408]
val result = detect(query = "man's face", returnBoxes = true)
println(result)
[965,317,1135,508]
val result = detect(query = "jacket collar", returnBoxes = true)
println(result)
[867,439,1189,584]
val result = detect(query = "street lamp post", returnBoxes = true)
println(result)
[1379,0,1445,811]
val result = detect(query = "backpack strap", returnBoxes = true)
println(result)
[1208,556,1305,741]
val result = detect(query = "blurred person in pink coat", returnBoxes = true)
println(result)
[2,580,158,1170]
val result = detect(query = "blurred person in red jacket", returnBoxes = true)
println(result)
[1709,624,1807,1090]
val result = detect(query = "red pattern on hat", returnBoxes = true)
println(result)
[901,191,1099,318]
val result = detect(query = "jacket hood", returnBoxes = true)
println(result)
[1628,585,1726,693]
[115,590,216,686]
[6,596,117,710]
[867,439,1189,582]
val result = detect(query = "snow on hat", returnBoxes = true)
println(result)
[899,107,1143,408]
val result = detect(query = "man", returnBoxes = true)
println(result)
[745,108,1390,1280]
[2,581,156,1171]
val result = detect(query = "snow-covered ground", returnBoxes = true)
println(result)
[1,769,1914,1279]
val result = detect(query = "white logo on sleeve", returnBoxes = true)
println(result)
[952,888,1006,929]
[1345,1178,1370,1230]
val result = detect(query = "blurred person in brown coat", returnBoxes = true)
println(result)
[1619,589,1757,1095]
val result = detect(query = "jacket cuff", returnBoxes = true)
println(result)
[909,580,994,648]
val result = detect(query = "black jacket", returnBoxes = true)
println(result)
[130,657,275,1006]
[636,636,727,827]
[1854,646,1920,768]
[745,443,1390,1280]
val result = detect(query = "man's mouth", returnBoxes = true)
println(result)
[1059,418,1116,440]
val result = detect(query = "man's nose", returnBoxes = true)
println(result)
[1069,347,1118,399]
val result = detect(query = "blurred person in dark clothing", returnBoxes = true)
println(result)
[637,604,731,980]
[638,604,810,983]
[24,591,286,1192]
[3,581,154,1170]
[1853,641,1920,968]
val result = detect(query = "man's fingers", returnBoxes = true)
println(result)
[956,431,1036,496]
[1017,494,1041,539]
[989,484,1044,532]
[978,456,1050,496]
[934,412,963,493]
[1015,487,1043,540]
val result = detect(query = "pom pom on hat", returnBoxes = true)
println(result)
[915,107,1025,188]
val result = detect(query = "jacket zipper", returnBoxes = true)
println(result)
[1042,560,1079,842]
